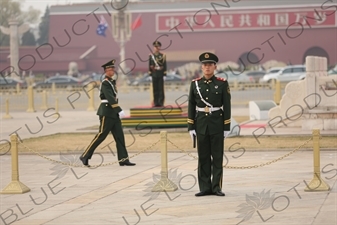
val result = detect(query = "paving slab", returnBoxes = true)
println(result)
[1,106,336,225]
[0,150,336,225]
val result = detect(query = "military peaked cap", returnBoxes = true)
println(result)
[153,41,162,47]
[101,59,115,70]
[199,52,219,64]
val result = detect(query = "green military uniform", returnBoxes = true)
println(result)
[187,53,231,195]
[148,41,167,107]
[80,60,135,166]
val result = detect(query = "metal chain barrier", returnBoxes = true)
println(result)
[167,139,199,161]
[3,136,314,169]
[19,140,160,168]
[167,137,313,169]
[0,145,9,152]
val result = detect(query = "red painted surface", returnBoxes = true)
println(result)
[156,9,336,32]
[240,123,267,128]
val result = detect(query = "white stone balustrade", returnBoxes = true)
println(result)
[269,56,337,130]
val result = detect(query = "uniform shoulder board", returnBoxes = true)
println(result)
[216,77,227,82]
[192,77,202,82]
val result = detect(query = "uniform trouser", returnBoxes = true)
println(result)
[196,130,224,192]
[152,75,165,106]
[81,116,129,161]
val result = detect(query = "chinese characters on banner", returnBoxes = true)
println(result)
[156,9,336,32]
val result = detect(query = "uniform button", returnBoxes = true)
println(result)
[205,113,208,116]
[220,113,222,116]
[206,89,209,91]
[216,92,218,94]
[206,97,208,100]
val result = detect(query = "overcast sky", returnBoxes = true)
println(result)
[22,0,94,13]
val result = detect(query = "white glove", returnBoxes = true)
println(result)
[163,76,166,81]
[224,131,230,138]
[119,110,126,118]
[189,130,196,141]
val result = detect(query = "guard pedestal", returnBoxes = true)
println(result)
[249,100,276,120]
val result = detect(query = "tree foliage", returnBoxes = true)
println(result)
[21,29,36,46]
[0,0,21,46]
[0,0,40,46]
[37,6,50,45]
[21,6,41,24]
[0,0,21,26]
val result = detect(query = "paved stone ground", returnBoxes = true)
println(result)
[1,108,336,142]
[0,151,336,225]
[0,108,336,225]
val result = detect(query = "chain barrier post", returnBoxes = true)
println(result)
[1,134,30,194]
[87,83,95,111]
[26,86,36,112]
[52,82,56,94]
[271,79,275,89]
[119,74,129,94]
[16,82,21,94]
[304,129,330,192]
[54,97,60,118]
[274,80,281,105]
[40,90,48,110]
[3,98,13,119]
[152,131,178,192]
[233,80,238,90]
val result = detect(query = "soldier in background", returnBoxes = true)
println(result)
[148,41,167,107]
[80,59,136,167]
[187,52,231,197]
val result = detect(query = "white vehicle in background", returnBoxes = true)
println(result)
[259,65,306,83]
[266,67,283,74]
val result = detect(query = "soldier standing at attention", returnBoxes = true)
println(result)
[148,41,167,107]
[80,59,136,167]
[187,52,231,197]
